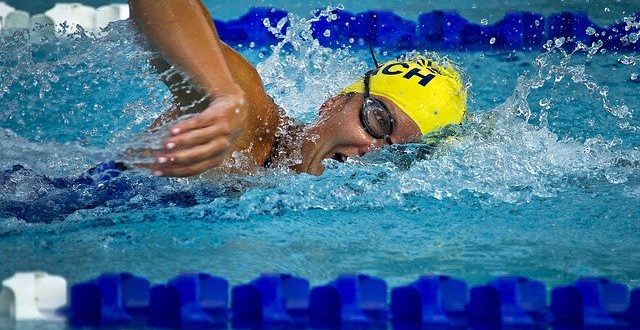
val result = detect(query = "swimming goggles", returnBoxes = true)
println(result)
[360,70,395,145]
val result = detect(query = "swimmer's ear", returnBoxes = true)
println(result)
[319,93,354,115]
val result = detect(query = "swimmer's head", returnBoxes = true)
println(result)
[341,56,467,136]
[295,56,467,175]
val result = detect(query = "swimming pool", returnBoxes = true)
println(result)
[0,1,639,328]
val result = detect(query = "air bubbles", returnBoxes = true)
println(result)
[605,167,630,184]
[323,29,331,37]
[481,19,488,25]
[586,27,597,36]
[539,98,551,108]
[489,37,496,45]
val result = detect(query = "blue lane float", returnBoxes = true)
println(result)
[417,11,469,50]
[313,10,417,49]
[468,277,550,327]
[215,7,289,46]
[547,12,596,44]
[309,274,388,327]
[69,272,150,327]
[66,273,640,329]
[551,278,634,328]
[148,273,228,328]
[231,273,309,327]
[211,8,640,52]
[390,275,467,327]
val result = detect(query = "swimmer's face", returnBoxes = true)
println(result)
[295,93,422,175]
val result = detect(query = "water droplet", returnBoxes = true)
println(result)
[629,32,639,43]
[262,18,271,27]
[323,29,331,37]
[348,38,355,44]
[534,19,540,26]
[554,37,565,47]
[539,98,551,107]
[472,3,478,9]
[481,19,488,25]
[586,27,596,35]
[249,41,255,48]
[604,7,611,12]
[631,73,639,81]
[489,37,496,45]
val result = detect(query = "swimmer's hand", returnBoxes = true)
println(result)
[149,90,247,177]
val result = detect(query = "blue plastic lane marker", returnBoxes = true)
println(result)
[210,8,640,51]
[468,277,550,326]
[69,272,150,326]
[551,277,632,328]
[547,12,597,43]
[148,273,228,328]
[231,273,309,327]
[630,288,640,324]
[215,7,289,46]
[391,275,467,326]
[309,274,388,327]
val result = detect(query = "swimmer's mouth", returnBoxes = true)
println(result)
[329,152,347,163]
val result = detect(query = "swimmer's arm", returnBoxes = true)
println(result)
[130,0,242,102]
[148,44,273,128]
[129,0,251,177]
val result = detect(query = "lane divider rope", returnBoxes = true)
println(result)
[1,271,639,328]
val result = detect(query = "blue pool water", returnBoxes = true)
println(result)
[0,2,639,310]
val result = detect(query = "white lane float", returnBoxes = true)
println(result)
[0,1,16,31]
[30,14,56,40]
[3,10,29,34]
[0,272,67,321]
[95,4,130,35]
[45,3,96,35]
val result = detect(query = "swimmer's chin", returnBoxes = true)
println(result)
[299,161,325,176]
[290,158,324,176]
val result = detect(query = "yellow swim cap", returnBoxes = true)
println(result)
[342,57,467,135]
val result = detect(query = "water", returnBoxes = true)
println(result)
[0,6,639,301]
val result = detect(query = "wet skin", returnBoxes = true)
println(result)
[130,0,421,177]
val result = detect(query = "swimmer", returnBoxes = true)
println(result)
[128,0,467,177]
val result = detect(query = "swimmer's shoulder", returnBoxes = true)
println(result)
[218,42,283,168]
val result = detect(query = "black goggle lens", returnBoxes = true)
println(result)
[361,98,394,139]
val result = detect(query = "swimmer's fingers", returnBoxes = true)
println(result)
[156,138,230,166]
[168,95,246,136]
[148,156,225,177]
[162,123,230,151]
[155,92,247,177]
